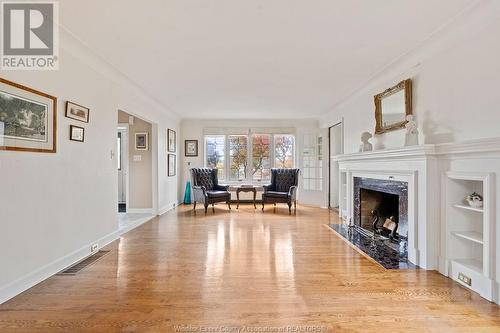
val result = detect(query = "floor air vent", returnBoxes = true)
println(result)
[57,250,110,275]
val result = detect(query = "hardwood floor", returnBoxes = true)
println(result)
[1,205,499,332]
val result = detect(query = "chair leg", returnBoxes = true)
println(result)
[212,203,215,213]
[193,201,197,210]
[204,203,208,214]
[288,202,292,215]
[227,200,231,210]
[262,202,265,211]
[294,200,297,214]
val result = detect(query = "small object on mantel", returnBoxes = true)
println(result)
[359,132,373,152]
[404,115,419,146]
[466,192,483,208]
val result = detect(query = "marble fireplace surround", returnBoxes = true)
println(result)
[334,145,439,269]
[353,177,409,239]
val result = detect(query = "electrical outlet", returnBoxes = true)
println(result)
[458,272,471,286]
[91,243,99,253]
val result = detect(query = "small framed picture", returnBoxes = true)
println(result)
[167,129,176,152]
[69,125,84,142]
[168,153,176,177]
[135,132,148,150]
[65,101,90,123]
[185,140,198,157]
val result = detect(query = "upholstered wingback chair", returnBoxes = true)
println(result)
[191,168,231,213]
[262,168,300,214]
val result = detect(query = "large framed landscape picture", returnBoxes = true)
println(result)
[0,78,57,153]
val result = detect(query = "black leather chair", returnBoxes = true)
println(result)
[262,168,300,214]
[191,168,231,214]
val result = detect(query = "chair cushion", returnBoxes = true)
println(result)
[263,191,288,199]
[207,190,229,198]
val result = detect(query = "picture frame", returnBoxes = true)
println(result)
[135,132,148,150]
[168,153,176,177]
[65,101,90,123]
[167,128,176,152]
[0,77,57,153]
[69,125,85,142]
[184,139,198,157]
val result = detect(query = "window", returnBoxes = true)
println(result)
[252,134,271,181]
[274,134,294,168]
[204,131,295,182]
[205,135,225,180]
[229,135,248,180]
[302,133,323,191]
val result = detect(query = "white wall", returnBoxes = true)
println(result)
[320,3,500,153]
[118,111,153,210]
[0,29,179,303]
[179,118,325,206]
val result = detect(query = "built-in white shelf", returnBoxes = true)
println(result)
[444,171,494,301]
[452,231,483,244]
[452,258,483,274]
[453,204,484,213]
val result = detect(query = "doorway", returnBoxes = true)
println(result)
[328,121,344,209]
[117,124,129,213]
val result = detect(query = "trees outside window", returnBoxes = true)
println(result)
[252,134,271,181]
[229,135,248,180]
[205,135,225,180]
[205,132,294,181]
[274,134,294,168]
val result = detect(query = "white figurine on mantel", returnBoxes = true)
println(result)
[404,115,419,146]
[359,132,373,152]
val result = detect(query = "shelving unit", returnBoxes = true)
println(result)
[444,172,494,301]
[452,231,483,244]
[453,204,484,213]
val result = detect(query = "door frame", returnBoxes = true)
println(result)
[328,119,344,209]
[118,123,130,212]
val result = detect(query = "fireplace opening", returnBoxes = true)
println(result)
[360,189,401,239]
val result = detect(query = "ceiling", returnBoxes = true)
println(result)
[60,0,474,119]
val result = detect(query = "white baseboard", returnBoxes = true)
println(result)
[127,208,153,214]
[0,213,158,305]
[118,215,155,234]
[158,201,180,216]
[0,228,120,305]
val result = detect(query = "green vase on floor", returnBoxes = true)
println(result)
[183,180,191,204]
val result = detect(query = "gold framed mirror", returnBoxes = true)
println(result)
[374,79,412,134]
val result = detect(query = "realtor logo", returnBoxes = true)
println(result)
[1,1,59,70]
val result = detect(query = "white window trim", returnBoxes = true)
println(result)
[204,130,296,184]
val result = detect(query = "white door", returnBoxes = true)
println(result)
[329,122,343,209]
[300,129,328,206]
[117,125,128,207]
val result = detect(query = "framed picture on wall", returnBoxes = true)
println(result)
[65,101,90,123]
[0,77,57,153]
[185,140,198,157]
[168,153,176,177]
[167,128,176,152]
[69,125,85,142]
[135,132,149,150]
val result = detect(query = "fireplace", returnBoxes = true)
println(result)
[359,188,400,237]
[354,177,409,241]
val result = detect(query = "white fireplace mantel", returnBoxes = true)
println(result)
[334,144,439,270]
[334,144,437,162]
[332,137,500,303]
